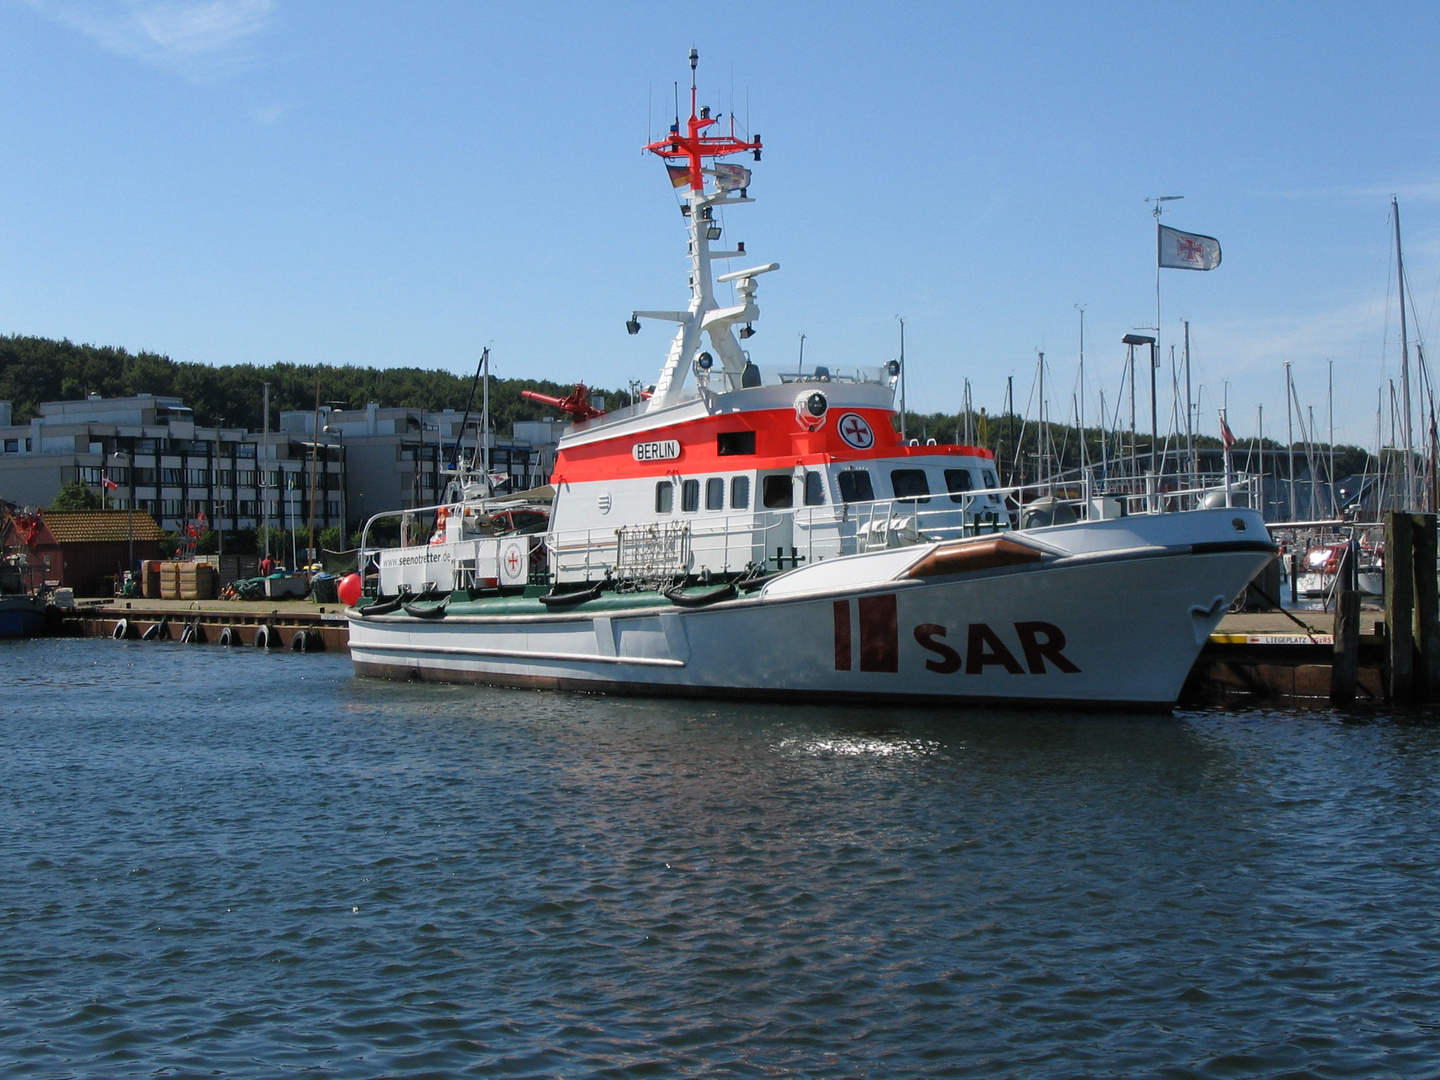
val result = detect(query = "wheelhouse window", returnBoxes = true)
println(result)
[804,471,825,506]
[890,469,931,503]
[705,477,724,511]
[681,478,700,512]
[982,469,999,489]
[731,475,750,509]
[837,469,874,504]
[762,474,793,509]
[717,431,757,456]
[944,469,974,503]
[655,481,673,514]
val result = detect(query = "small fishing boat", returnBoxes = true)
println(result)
[347,54,1274,710]
[0,555,46,639]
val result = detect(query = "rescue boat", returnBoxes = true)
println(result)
[346,54,1276,710]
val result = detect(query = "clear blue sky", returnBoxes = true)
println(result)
[3,1,1439,450]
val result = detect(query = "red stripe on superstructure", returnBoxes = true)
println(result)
[858,594,899,673]
[551,407,994,485]
[834,599,852,671]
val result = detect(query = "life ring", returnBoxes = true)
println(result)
[217,626,239,647]
[112,618,134,640]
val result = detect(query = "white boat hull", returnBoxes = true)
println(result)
[349,509,1273,710]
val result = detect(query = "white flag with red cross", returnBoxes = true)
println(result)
[1159,225,1221,271]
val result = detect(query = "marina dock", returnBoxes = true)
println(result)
[64,598,349,651]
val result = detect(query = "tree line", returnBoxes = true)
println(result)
[899,407,1375,485]
[4,333,1376,485]
[0,334,627,432]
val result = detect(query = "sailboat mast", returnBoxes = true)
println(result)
[1037,351,1047,491]
[1129,345,1137,486]
[1286,361,1297,521]
[481,348,491,480]
[1184,320,1194,497]
[1077,305,1088,494]
[1257,404,1265,520]
[1327,359,1335,517]
[1396,197,1415,509]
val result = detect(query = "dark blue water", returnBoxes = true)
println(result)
[4,639,1440,1078]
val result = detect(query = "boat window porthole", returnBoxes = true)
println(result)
[762,474,793,509]
[731,475,750,509]
[804,470,825,506]
[1232,517,1246,531]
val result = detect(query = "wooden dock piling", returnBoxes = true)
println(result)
[1414,514,1440,698]
[1331,589,1361,704]
[1385,512,1416,702]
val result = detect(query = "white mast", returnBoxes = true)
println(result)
[1184,320,1194,498]
[480,348,491,482]
[1396,197,1415,509]
[631,51,769,412]
[1286,361,1297,521]
[1076,304,1088,500]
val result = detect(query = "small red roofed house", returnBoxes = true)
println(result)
[2,510,166,596]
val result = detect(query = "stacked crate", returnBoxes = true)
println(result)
[156,561,217,601]
[141,560,163,599]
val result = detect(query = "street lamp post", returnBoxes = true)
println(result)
[213,420,226,559]
[1122,333,1159,478]
[111,451,133,579]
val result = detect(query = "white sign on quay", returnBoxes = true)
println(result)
[632,440,681,462]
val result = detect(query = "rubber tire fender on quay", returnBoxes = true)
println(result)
[290,629,324,652]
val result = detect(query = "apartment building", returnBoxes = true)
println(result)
[0,394,345,536]
[281,404,560,526]
[0,395,563,534]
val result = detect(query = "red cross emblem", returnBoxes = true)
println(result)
[505,546,522,574]
[838,413,875,450]
[1177,236,1205,264]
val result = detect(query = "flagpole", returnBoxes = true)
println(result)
[1148,195,1184,385]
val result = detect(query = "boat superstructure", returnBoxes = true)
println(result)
[348,54,1275,709]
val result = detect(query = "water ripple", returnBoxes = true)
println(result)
[3,639,1440,1076]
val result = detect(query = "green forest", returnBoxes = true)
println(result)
[0,334,627,433]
